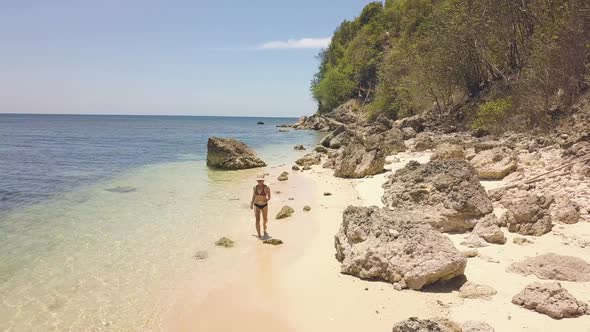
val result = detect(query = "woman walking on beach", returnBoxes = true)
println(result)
[250,174,271,239]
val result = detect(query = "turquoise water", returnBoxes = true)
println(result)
[0,114,320,331]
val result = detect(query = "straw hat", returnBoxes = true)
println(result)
[256,174,265,181]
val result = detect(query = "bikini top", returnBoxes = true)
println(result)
[255,185,267,197]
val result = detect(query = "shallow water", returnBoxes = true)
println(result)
[0,114,320,331]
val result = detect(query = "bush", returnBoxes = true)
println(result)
[471,97,512,134]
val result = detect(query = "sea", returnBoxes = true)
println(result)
[0,114,321,331]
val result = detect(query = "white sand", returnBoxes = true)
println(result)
[164,150,590,332]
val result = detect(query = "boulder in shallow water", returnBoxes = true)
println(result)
[206,137,266,170]
[512,282,590,319]
[276,206,294,219]
[293,144,305,150]
[335,206,466,290]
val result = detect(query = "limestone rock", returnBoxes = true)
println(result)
[470,147,516,180]
[431,143,465,161]
[551,197,580,224]
[391,317,462,332]
[459,281,498,299]
[314,145,328,154]
[335,206,466,290]
[512,282,590,319]
[295,152,322,167]
[278,171,289,181]
[402,127,417,140]
[500,194,554,236]
[206,137,266,170]
[334,143,385,178]
[365,127,407,155]
[463,249,479,258]
[414,133,435,151]
[507,253,590,282]
[276,206,295,219]
[382,160,493,233]
[470,214,506,244]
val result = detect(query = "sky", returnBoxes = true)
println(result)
[0,0,374,117]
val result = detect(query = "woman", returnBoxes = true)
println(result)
[250,174,271,239]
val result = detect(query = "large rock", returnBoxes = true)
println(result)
[507,253,590,282]
[335,206,466,290]
[365,127,407,155]
[499,194,554,236]
[295,152,322,167]
[470,214,506,244]
[414,133,435,151]
[319,125,347,148]
[459,281,498,299]
[206,137,266,170]
[550,197,581,224]
[333,143,385,178]
[512,282,590,319]
[382,160,493,233]
[431,143,465,161]
[469,146,517,180]
[392,317,461,332]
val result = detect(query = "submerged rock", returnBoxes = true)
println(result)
[512,282,590,319]
[215,237,235,248]
[335,206,466,290]
[105,186,136,193]
[470,146,517,180]
[507,253,590,282]
[206,137,266,170]
[276,206,295,219]
[293,144,306,150]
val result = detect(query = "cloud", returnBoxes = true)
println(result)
[258,37,331,50]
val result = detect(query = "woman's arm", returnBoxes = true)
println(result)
[266,186,271,201]
[250,187,255,209]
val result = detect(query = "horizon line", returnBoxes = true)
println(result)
[0,112,306,119]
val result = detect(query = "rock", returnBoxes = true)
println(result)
[206,137,266,170]
[365,127,407,155]
[330,130,353,149]
[293,144,306,150]
[320,125,347,148]
[193,250,208,260]
[397,114,426,133]
[459,281,497,299]
[382,160,493,233]
[460,235,489,248]
[215,237,234,248]
[334,143,385,178]
[431,143,465,161]
[461,321,495,332]
[335,206,466,290]
[463,249,479,258]
[278,171,289,181]
[469,147,517,180]
[314,145,329,154]
[302,165,311,171]
[513,237,534,245]
[551,197,580,224]
[278,128,289,132]
[105,186,136,193]
[263,238,283,245]
[478,254,500,264]
[323,192,332,196]
[276,206,295,219]
[507,253,590,282]
[402,127,417,140]
[500,194,554,236]
[257,121,264,125]
[512,282,590,319]
[392,317,462,332]
[303,205,311,211]
[291,165,300,171]
[470,214,506,244]
[295,152,322,167]
[414,133,435,151]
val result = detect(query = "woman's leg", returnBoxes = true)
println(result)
[262,206,269,235]
[254,206,261,238]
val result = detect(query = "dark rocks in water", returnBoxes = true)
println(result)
[263,238,283,245]
[105,186,136,193]
[215,237,235,248]
[206,137,266,170]
[257,121,264,125]
[193,250,208,260]
[293,144,306,151]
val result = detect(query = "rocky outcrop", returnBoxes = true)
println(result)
[499,194,554,236]
[319,125,347,148]
[459,281,498,299]
[550,197,581,224]
[469,146,517,180]
[402,127,417,140]
[414,132,435,151]
[276,206,295,219]
[295,152,322,167]
[470,214,506,244]
[206,137,266,170]
[431,143,465,161]
[335,206,466,290]
[333,143,385,178]
[382,160,493,233]
[507,253,590,282]
[365,127,407,155]
[512,282,590,319]
[391,317,462,332]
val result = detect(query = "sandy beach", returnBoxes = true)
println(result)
[162,146,590,332]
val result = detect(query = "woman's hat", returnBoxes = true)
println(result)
[256,174,265,180]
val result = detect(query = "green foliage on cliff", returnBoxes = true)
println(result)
[311,0,589,129]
